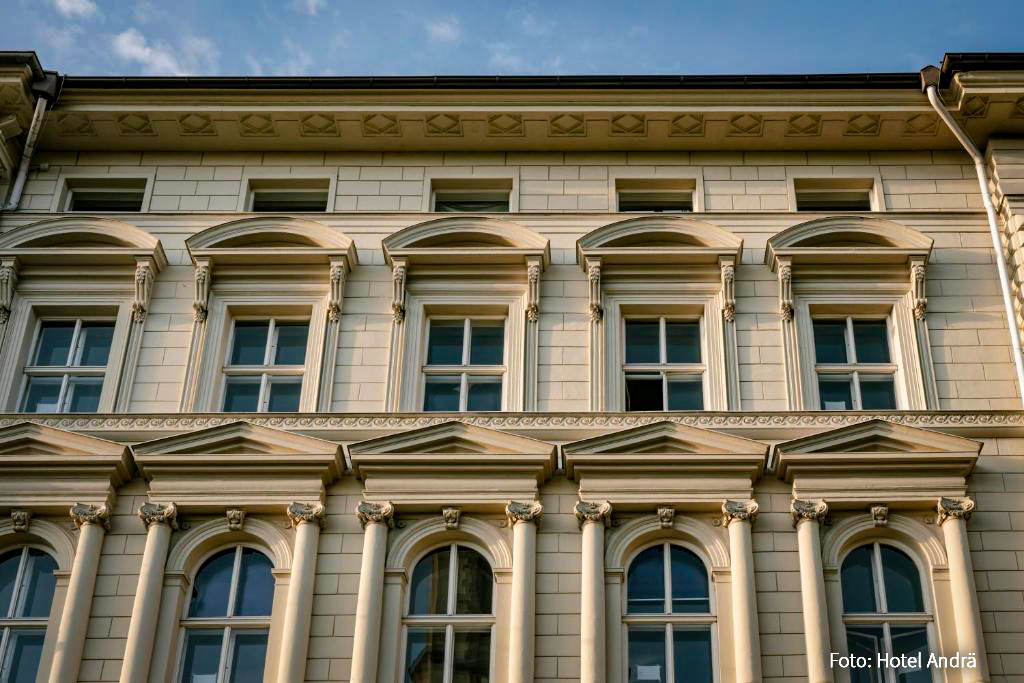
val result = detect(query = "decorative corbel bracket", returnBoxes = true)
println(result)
[720,257,736,322]
[778,258,793,322]
[586,257,602,323]
[391,258,407,324]
[132,257,156,323]
[193,258,212,323]
[911,259,927,320]
[526,256,542,323]
[0,257,19,325]
[328,255,348,323]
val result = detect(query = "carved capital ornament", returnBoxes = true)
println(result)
[505,500,543,527]
[358,501,396,529]
[790,498,828,527]
[70,503,111,531]
[138,502,178,530]
[574,500,612,528]
[936,496,975,525]
[288,502,326,528]
[722,499,759,525]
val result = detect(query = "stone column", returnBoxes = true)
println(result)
[723,499,762,683]
[120,503,177,683]
[277,502,326,683]
[350,502,395,683]
[937,497,989,683]
[791,499,833,683]
[576,501,612,683]
[506,500,542,683]
[49,504,110,683]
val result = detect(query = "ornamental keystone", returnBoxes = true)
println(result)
[442,507,461,530]
[574,500,612,528]
[226,508,246,531]
[357,501,395,529]
[657,506,676,529]
[11,509,31,532]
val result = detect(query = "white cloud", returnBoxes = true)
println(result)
[41,24,84,52]
[53,0,97,18]
[426,16,461,42]
[520,13,553,36]
[112,28,218,75]
[295,0,325,15]
[488,43,528,72]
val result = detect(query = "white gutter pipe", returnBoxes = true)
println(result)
[923,70,1024,407]
[1,95,48,211]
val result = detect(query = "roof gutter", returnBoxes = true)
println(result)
[921,65,1024,408]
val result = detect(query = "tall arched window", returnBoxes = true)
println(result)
[625,543,713,683]
[0,547,57,682]
[404,544,494,683]
[841,543,932,683]
[177,546,274,683]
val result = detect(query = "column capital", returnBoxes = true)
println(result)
[937,496,975,525]
[574,500,612,528]
[138,502,178,530]
[357,501,395,529]
[10,509,31,532]
[70,503,111,531]
[790,498,828,527]
[288,502,326,529]
[722,499,759,526]
[506,500,543,527]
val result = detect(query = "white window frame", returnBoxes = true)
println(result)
[0,546,55,682]
[174,545,272,683]
[399,543,496,683]
[221,316,310,413]
[50,170,155,213]
[609,172,705,213]
[811,315,899,410]
[239,173,337,213]
[786,172,886,213]
[837,541,938,683]
[422,172,519,212]
[622,316,707,411]
[422,317,507,412]
[621,541,719,683]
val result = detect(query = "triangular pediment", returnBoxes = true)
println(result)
[562,420,767,456]
[349,421,555,457]
[775,419,981,456]
[132,421,340,457]
[0,422,128,457]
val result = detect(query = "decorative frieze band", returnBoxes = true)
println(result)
[506,500,543,526]
[722,499,759,525]
[70,503,111,531]
[288,501,326,528]
[936,496,975,525]
[790,498,828,527]
[138,502,178,529]
[358,501,396,529]
[574,500,612,528]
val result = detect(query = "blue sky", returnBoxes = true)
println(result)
[3,0,1023,76]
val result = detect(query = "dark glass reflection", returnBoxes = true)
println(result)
[627,627,666,683]
[188,549,234,618]
[673,628,713,683]
[455,547,493,615]
[670,546,709,613]
[880,546,925,613]
[627,545,665,614]
[409,547,449,615]
[625,321,661,364]
[841,546,878,613]
[846,626,885,683]
[234,549,274,616]
[853,321,890,363]
[452,629,491,683]
[665,322,700,363]
[20,549,58,618]
[427,321,464,365]
[405,627,446,683]
[228,631,269,682]
[813,321,847,363]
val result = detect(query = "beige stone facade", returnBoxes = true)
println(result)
[0,51,1023,683]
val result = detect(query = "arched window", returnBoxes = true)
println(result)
[625,543,713,683]
[841,543,932,683]
[404,544,494,683]
[177,546,274,683]
[0,547,58,682]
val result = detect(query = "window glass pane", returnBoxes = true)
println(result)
[229,322,269,365]
[251,191,328,212]
[890,626,932,683]
[77,323,115,366]
[670,546,709,613]
[795,191,872,212]
[223,378,261,412]
[625,321,660,364]
[69,190,144,212]
[19,549,57,618]
[667,379,703,411]
[467,377,502,411]
[665,322,701,363]
[619,192,693,213]
[65,377,103,412]
[227,631,269,683]
[405,628,446,683]
[0,549,19,616]
[233,549,274,617]
[845,626,886,683]
[841,545,878,613]
[33,322,76,366]
[273,324,309,365]
[627,545,665,614]
[179,630,223,683]
[627,627,667,683]
[625,376,663,412]
[452,628,491,683]
[3,630,46,683]
[426,320,465,365]
[409,547,449,615]
[456,546,493,615]
[860,377,897,410]
[673,628,713,683]
[813,321,848,363]
[880,546,925,613]
[469,321,504,365]
[188,549,234,618]
[819,377,853,410]
[266,379,301,412]
[21,377,63,413]
[424,376,461,412]
[853,321,891,363]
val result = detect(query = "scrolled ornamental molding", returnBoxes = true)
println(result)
[722,499,759,526]
[357,501,395,529]
[790,498,829,527]
[1,411,1023,435]
[936,496,975,525]
[70,503,111,531]
[506,500,543,527]
[575,500,612,528]
[138,502,178,530]
[288,502,326,529]
[11,509,31,532]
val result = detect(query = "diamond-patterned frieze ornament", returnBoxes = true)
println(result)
[728,113,763,136]
[669,113,704,136]
[902,113,938,136]
[362,113,400,136]
[487,113,523,136]
[56,112,96,136]
[239,113,276,137]
[117,113,155,136]
[425,113,462,136]
[610,113,646,136]
[785,113,821,136]
[178,113,216,135]
[844,113,880,136]
[959,95,989,118]
[548,113,585,136]
[299,113,340,137]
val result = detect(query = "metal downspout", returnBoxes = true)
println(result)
[1,95,48,211]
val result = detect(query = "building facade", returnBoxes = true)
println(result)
[0,51,1023,683]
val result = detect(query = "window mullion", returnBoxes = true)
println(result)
[227,547,243,618]
[872,543,887,614]
[661,372,669,411]
[8,548,29,619]
[69,318,83,367]
[665,622,674,683]
[846,317,857,363]
[663,542,672,614]
[265,318,277,366]
[444,622,455,683]
[447,544,459,617]
[217,626,231,683]
[463,318,471,366]
[0,627,12,680]
[459,374,468,412]
[659,317,667,365]
[259,374,270,412]
[851,370,863,410]
[57,374,71,413]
